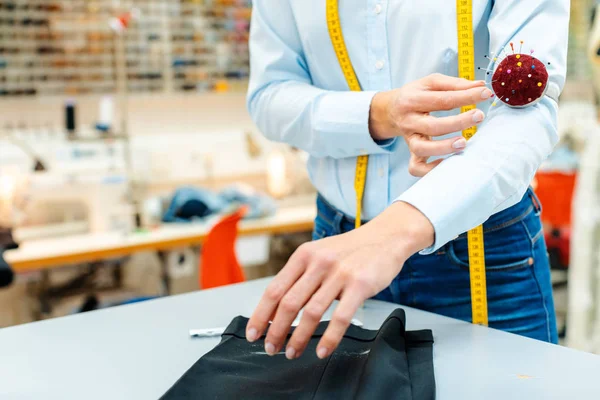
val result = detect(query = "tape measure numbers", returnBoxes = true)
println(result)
[457,0,477,140]
[457,0,488,326]
[326,0,368,229]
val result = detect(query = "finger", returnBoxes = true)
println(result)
[246,244,312,342]
[407,134,467,157]
[408,155,443,177]
[413,87,493,112]
[423,73,486,91]
[316,284,367,359]
[265,251,336,357]
[286,274,344,359]
[417,109,485,137]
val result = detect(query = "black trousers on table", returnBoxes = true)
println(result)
[161,308,435,400]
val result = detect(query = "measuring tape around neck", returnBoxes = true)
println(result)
[457,0,488,326]
[326,0,368,229]
[326,0,488,326]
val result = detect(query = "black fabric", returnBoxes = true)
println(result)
[0,251,13,288]
[161,309,435,400]
[0,227,18,249]
[175,199,212,220]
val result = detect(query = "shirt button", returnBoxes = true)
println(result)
[378,168,384,177]
[374,4,382,14]
[375,60,385,70]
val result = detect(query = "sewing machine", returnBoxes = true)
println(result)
[0,132,134,242]
[14,174,134,243]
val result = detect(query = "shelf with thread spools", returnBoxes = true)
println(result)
[0,0,252,97]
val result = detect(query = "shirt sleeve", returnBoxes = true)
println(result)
[246,0,397,159]
[396,0,570,254]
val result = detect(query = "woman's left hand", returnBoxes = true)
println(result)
[245,201,434,360]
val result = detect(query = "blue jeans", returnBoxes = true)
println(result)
[313,188,558,344]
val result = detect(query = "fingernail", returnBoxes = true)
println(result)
[265,342,276,356]
[285,347,296,360]
[472,110,484,123]
[476,80,486,86]
[317,347,329,359]
[481,88,492,99]
[452,138,467,149]
[247,328,258,342]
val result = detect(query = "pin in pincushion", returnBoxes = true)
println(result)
[489,43,550,108]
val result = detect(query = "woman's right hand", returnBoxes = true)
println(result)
[369,73,493,177]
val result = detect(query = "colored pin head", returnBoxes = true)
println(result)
[489,41,549,108]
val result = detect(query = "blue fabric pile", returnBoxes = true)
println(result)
[162,185,277,223]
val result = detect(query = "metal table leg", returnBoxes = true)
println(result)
[157,251,170,296]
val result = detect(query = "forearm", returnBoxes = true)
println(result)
[397,97,559,253]
[248,81,396,158]
[392,0,568,253]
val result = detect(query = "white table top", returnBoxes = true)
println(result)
[4,201,316,271]
[0,278,598,399]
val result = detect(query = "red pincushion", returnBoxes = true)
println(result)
[491,54,549,107]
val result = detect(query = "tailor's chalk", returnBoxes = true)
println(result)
[189,327,226,338]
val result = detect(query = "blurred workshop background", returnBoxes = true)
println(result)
[0,0,600,353]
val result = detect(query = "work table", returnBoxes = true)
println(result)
[0,278,598,399]
[5,195,316,272]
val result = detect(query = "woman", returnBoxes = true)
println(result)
[245,0,569,360]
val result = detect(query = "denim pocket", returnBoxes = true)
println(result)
[446,209,538,272]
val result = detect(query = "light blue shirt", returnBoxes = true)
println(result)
[247,0,569,253]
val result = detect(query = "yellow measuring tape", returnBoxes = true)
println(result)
[326,0,488,325]
[326,0,368,230]
[457,0,488,326]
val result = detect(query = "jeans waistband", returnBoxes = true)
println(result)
[316,187,541,237]
[316,195,365,234]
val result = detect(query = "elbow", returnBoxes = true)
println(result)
[246,81,263,129]
[247,80,325,156]
[247,81,303,146]
[247,82,281,143]
[538,98,560,152]
[485,100,559,208]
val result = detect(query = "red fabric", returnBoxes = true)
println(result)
[492,54,549,107]
[533,171,576,227]
[200,206,248,289]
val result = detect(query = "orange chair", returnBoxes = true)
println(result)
[533,171,577,269]
[199,206,248,289]
[533,171,577,228]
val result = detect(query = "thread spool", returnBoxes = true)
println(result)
[96,96,114,133]
[65,99,76,138]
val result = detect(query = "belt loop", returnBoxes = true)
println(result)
[332,211,344,235]
[528,187,542,215]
